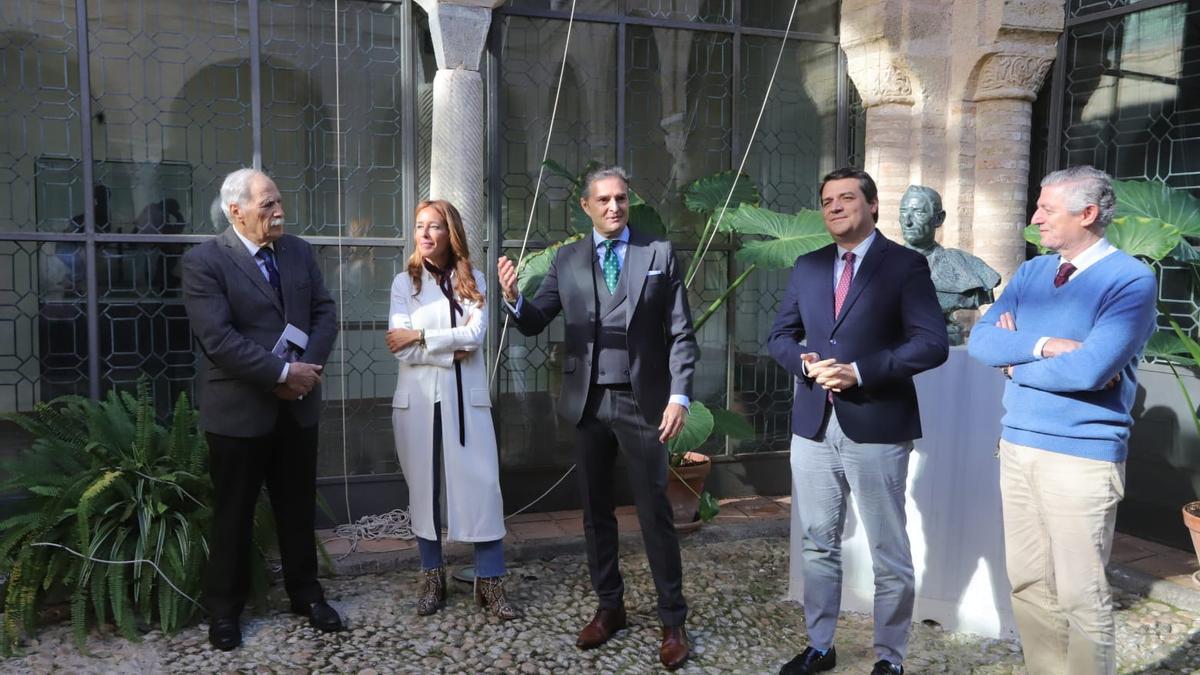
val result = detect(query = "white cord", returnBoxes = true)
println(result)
[29,542,203,610]
[324,508,415,560]
[685,0,801,290]
[504,464,575,520]
[332,0,353,527]
[489,0,578,389]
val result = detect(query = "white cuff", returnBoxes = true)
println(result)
[505,295,523,317]
[669,394,690,410]
[851,362,862,386]
[1034,336,1050,359]
[278,362,289,384]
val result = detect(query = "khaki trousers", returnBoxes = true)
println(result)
[999,439,1125,675]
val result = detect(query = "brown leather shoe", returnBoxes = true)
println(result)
[659,625,689,671]
[575,607,628,649]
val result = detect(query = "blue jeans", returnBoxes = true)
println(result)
[418,403,506,577]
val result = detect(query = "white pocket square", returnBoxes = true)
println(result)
[647,270,664,276]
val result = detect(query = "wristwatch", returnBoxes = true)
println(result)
[417,329,426,348]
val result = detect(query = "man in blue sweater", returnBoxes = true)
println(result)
[968,166,1157,675]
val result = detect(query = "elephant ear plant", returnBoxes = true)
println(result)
[0,378,296,653]
[519,163,833,522]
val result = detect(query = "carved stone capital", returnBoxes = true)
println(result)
[845,47,916,108]
[973,53,1053,102]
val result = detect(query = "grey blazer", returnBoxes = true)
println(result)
[182,227,338,437]
[508,227,698,426]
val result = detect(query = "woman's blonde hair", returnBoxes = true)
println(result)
[406,199,483,305]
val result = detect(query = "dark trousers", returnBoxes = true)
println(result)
[576,384,687,627]
[203,405,323,619]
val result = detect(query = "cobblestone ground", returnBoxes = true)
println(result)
[4,536,1200,673]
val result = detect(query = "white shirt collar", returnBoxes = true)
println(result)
[232,226,273,257]
[593,226,631,249]
[837,228,877,261]
[1061,236,1115,274]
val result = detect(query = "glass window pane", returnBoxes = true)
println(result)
[740,38,839,212]
[742,0,838,35]
[86,0,252,236]
[317,244,407,477]
[95,242,194,414]
[626,0,734,25]
[1071,0,1160,19]
[499,17,617,242]
[625,26,732,242]
[1062,3,1197,186]
[0,0,84,233]
[261,1,407,239]
[731,263,794,454]
[505,0,619,14]
[0,241,88,415]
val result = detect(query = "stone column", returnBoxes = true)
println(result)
[417,0,504,260]
[840,0,1063,288]
[971,53,1055,284]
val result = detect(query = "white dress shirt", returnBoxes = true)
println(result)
[1032,237,1117,358]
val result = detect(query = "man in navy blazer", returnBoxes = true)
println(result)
[768,168,948,675]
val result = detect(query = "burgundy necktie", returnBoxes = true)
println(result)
[1054,262,1077,288]
[834,251,856,317]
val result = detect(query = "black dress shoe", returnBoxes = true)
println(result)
[871,659,903,675]
[779,645,836,675]
[290,599,346,632]
[208,617,241,651]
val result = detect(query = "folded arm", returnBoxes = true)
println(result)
[388,275,453,368]
[423,271,489,353]
[968,266,1044,367]
[1010,276,1157,392]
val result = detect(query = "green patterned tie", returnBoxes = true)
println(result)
[602,240,620,293]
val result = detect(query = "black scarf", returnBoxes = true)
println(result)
[424,259,466,446]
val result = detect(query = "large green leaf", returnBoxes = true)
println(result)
[709,407,754,440]
[1106,216,1180,262]
[629,203,667,238]
[1114,179,1200,239]
[541,159,578,185]
[684,171,761,216]
[1144,330,1197,366]
[1170,241,1200,264]
[1023,224,1049,254]
[724,205,833,269]
[515,233,585,298]
[698,491,720,522]
[667,400,715,456]
[1024,217,1181,262]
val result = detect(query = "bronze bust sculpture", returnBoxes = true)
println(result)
[899,185,1001,345]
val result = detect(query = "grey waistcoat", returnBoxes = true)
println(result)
[592,256,632,385]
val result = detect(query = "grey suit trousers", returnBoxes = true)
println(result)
[790,407,914,665]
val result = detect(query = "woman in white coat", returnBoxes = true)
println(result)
[386,199,518,620]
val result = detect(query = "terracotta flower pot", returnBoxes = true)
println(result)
[666,451,712,534]
[1182,501,1200,568]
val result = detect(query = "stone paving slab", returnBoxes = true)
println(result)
[5,532,1200,673]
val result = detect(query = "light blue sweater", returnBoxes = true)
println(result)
[968,250,1157,462]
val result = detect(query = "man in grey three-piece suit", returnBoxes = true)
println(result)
[182,168,344,651]
[497,166,697,671]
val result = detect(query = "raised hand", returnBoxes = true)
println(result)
[497,256,519,303]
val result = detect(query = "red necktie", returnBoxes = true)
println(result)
[1054,262,1077,288]
[834,251,856,317]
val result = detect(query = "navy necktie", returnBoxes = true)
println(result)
[256,246,283,302]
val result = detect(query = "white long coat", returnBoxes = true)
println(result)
[389,267,505,542]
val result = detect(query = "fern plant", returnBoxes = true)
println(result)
[0,378,211,653]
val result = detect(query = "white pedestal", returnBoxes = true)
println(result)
[787,345,1018,639]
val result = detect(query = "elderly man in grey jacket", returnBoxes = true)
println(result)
[183,168,343,651]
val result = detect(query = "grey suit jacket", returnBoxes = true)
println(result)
[508,227,698,426]
[183,227,338,437]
